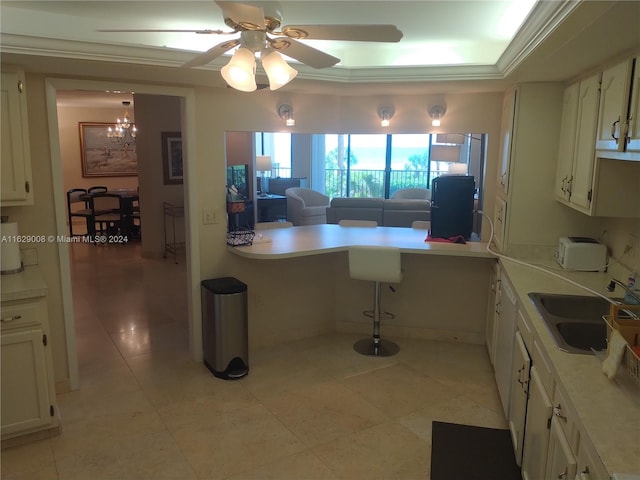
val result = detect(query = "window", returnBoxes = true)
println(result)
[255,132,292,177]
[320,133,482,198]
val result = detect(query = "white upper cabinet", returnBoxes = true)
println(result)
[556,82,579,203]
[626,55,640,153]
[497,88,517,196]
[595,58,637,156]
[567,74,601,212]
[555,56,640,218]
[1,69,33,206]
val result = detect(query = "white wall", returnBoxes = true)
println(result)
[134,94,184,258]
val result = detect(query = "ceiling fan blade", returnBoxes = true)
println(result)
[281,24,403,43]
[182,39,240,68]
[97,29,225,34]
[215,1,266,30]
[274,37,339,69]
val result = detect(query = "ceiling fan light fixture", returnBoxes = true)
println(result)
[429,105,446,127]
[221,47,257,92]
[262,49,298,90]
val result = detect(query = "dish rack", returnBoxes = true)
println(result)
[603,304,640,385]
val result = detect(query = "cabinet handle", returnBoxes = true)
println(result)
[566,176,573,196]
[611,118,620,143]
[1,315,22,323]
[557,467,568,479]
[560,176,567,193]
[553,404,567,422]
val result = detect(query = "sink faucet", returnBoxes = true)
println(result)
[607,278,640,304]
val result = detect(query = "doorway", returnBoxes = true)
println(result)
[46,78,200,391]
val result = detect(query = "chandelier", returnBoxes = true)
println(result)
[107,101,137,145]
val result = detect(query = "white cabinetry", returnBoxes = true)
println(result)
[556,56,640,218]
[493,273,517,416]
[508,330,530,466]
[546,416,577,480]
[1,68,33,206]
[497,88,516,196]
[1,286,58,441]
[576,435,609,480]
[595,58,636,154]
[521,366,553,480]
[485,263,500,365]
[491,83,596,255]
[555,74,601,211]
[626,55,640,153]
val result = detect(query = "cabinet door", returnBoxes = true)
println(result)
[576,435,609,480]
[595,59,633,152]
[485,264,501,365]
[508,331,530,466]
[1,329,53,436]
[556,82,579,202]
[497,89,517,195]
[626,56,640,153]
[545,417,577,480]
[492,196,507,253]
[0,70,33,205]
[494,276,517,416]
[570,73,601,211]
[521,366,553,480]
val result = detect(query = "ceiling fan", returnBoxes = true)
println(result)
[98,1,403,91]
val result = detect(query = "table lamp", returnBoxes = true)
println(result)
[256,155,272,196]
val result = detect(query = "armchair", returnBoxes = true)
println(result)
[285,187,330,226]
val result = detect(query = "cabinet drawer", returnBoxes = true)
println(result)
[532,340,555,398]
[1,301,42,331]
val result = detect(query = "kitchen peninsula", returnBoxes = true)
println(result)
[228,224,494,259]
[225,224,497,350]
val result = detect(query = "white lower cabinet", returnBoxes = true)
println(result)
[576,435,609,480]
[546,416,577,480]
[521,366,553,480]
[508,331,530,466]
[1,296,58,441]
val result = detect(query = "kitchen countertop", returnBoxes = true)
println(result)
[500,258,640,476]
[228,224,494,259]
[1,266,48,302]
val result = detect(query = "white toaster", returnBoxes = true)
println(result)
[556,236,608,272]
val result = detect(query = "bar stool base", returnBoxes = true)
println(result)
[353,338,399,357]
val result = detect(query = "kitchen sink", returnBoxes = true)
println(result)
[528,293,619,355]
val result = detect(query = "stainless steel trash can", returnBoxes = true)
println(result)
[201,277,248,379]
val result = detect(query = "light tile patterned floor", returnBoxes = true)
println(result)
[1,242,506,480]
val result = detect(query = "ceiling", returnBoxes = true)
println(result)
[2,1,639,99]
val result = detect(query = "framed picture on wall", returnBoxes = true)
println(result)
[161,131,183,185]
[79,122,138,177]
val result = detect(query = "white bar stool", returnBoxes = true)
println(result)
[348,246,402,357]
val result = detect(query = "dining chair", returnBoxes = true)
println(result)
[338,219,378,227]
[89,193,122,236]
[66,188,92,237]
[88,186,108,193]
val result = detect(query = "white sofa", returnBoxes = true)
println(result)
[325,194,431,227]
[285,187,330,226]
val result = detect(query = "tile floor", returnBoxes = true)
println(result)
[2,241,507,480]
